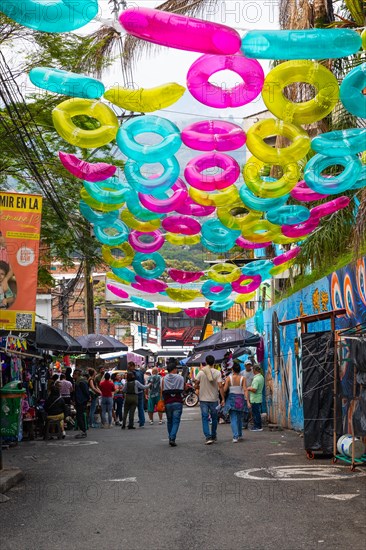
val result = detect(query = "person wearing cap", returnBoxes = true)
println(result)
[240,360,254,429]
[247,365,264,432]
[161,358,184,447]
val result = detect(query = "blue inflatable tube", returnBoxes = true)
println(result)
[0,0,98,33]
[111,267,136,283]
[94,219,129,246]
[132,252,166,280]
[239,182,289,212]
[124,188,164,221]
[124,156,180,195]
[201,280,232,301]
[29,67,105,99]
[266,205,310,226]
[210,299,235,312]
[305,154,362,195]
[340,63,366,118]
[79,200,119,225]
[241,29,361,60]
[312,128,366,157]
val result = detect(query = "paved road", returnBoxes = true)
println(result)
[2,407,366,550]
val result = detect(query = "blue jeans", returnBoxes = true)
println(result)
[165,402,183,441]
[230,410,243,439]
[89,396,98,427]
[114,397,124,422]
[251,402,262,429]
[101,397,113,425]
[137,393,145,426]
[200,401,218,439]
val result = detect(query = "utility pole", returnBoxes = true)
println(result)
[84,258,95,334]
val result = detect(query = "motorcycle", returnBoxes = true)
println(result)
[183,381,199,407]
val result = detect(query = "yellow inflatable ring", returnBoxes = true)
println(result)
[273,233,300,245]
[217,201,261,230]
[262,60,339,124]
[243,156,300,198]
[235,291,256,304]
[52,99,119,148]
[165,233,201,246]
[189,184,239,207]
[120,210,161,232]
[165,288,202,301]
[242,219,282,243]
[246,118,310,164]
[80,188,125,212]
[157,305,183,313]
[208,263,242,284]
[102,242,134,268]
[269,260,295,276]
[107,271,132,286]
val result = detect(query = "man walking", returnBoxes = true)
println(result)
[99,372,115,428]
[195,355,224,445]
[247,365,265,432]
[161,358,184,447]
[73,369,90,438]
[240,360,254,429]
[128,361,146,427]
[147,367,163,425]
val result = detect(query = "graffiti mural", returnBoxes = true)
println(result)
[248,257,366,430]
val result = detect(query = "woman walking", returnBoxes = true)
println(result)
[122,372,150,429]
[114,373,125,426]
[222,361,251,443]
[88,368,101,428]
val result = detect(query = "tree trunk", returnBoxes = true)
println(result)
[84,259,95,334]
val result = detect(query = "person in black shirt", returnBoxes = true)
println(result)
[44,385,66,438]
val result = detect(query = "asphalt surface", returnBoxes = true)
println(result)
[1,407,366,550]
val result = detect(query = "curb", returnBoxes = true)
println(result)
[0,467,24,494]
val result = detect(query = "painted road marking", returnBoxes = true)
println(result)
[47,440,98,447]
[105,477,137,482]
[318,494,360,501]
[267,452,297,456]
[234,465,366,481]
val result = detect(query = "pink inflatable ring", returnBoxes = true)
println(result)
[107,284,129,299]
[236,236,272,249]
[181,120,246,151]
[232,274,261,294]
[119,8,241,55]
[138,179,187,214]
[185,153,240,191]
[311,197,350,219]
[131,276,167,294]
[282,216,319,239]
[290,179,329,202]
[184,308,210,318]
[128,230,165,253]
[175,195,215,216]
[59,152,116,182]
[273,247,301,266]
[162,215,201,235]
[187,54,264,108]
[168,269,204,284]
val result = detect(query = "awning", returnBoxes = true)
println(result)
[187,346,250,366]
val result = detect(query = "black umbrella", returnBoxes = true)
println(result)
[186,346,250,366]
[77,334,128,354]
[33,323,83,352]
[194,328,260,351]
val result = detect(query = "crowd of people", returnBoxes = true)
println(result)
[43,355,264,446]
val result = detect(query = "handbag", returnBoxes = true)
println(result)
[156,399,165,413]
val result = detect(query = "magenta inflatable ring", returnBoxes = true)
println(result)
[185,153,240,191]
[168,269,205,284]
[128,230,165,253]
[181,120,246,152]
[311,196,350,219]
[290,180,329,202]
[162,215,201,235]
[131,276,167,294]
[232,274,261,294]
[175,195,216,216]
[236,236,272,249]
[187,54,264,108]
[138,178,188,214]
[282,216,319,238]
[273,247,301,266]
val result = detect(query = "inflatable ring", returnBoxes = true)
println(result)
[52,99,119,148]
[185,153,240,191]
[189,184,240,207]
[266,205,310,226]
[124,156,180,195]
[130,296,155,309]
[79,200,119,225]
[29,67,104,98]
[208,263,241,284]
[235,291,256,304]
[201,280,232,301]
[262,60,339,124]
[236,236,272,249]
[59,152,116,182]
[187,54,264,108]
[312,128,366,157]
[107,284,129,300]
[211,299,235,312]
[240,182,289,212]
[124,188,164,221]
[273,234,301,245]
[168,269,204,284]
[128,230,165,253]
[304,154,362,195]
[340,63,366,118]
[281,216,319,239]
[184,308,210,318]
[0,0,98,32]
[243,156,300,198]
[311,197,350,219]
[120,210,161,232]
[116,115,181,162]
[217,202,261,230]
[131,276,167,294]
[158,306,183,314]
[110,267,136,284]
[83,177,128,205]
[165,233,201,246]
[181,120,246,152]
[242,260,274,281]
[273,247,301,266]
[201,219,241,245]
[132,252,166,280]
[270,261,297,277]
[80,187,125,212]
[94,219,129,246]
[165,288,202,302]
[119,7,241,55]
[162,215,201,235]
[104,82,185,113]
[232,275,261,294]
[138,179,188,214]
[102,242,134,268]
[242,219,282,243]
[201,236,236,253]
[176,195,215,216]
[353,165,366,190]
[290,180,329,202]
[241,29,362,60]
[246,119,310,164]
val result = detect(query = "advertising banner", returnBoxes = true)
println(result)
[0,192,43,331]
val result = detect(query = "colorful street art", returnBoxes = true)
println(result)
[248,257,366,430]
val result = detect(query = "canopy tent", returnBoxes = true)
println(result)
[186,346,250,366]
[30,323,83,353]
[77,334,128,354]
[193,328,260,351]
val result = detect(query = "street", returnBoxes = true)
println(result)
[1,408,366,550]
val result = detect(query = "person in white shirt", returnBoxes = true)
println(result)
[195,355,224,445]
